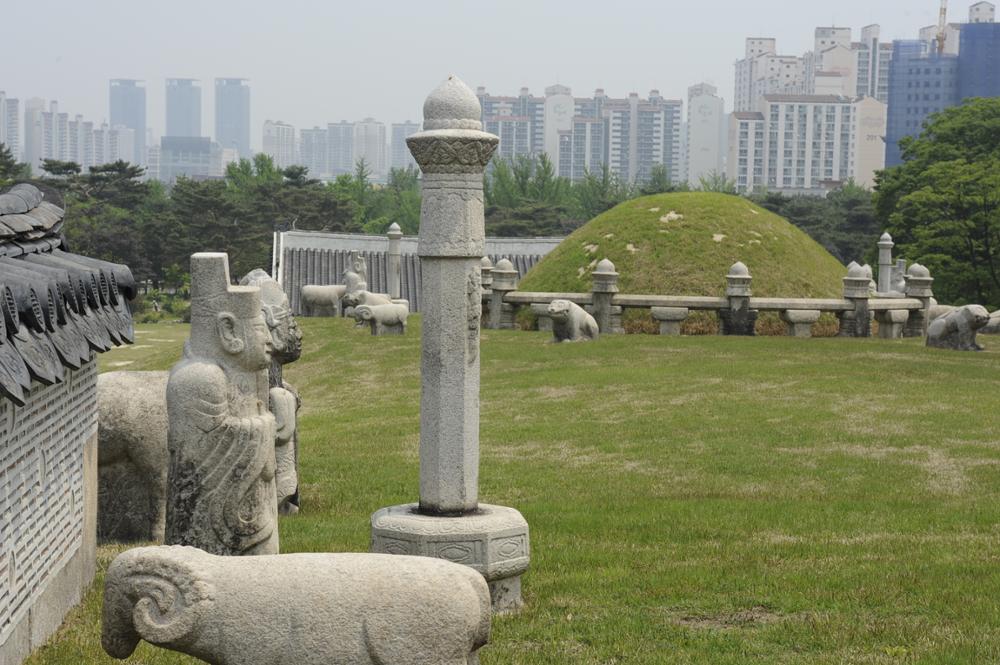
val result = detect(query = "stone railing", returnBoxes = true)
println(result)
[479,257,935,340]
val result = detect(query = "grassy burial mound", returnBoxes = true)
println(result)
[519,192,847,299]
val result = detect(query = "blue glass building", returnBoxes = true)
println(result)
[959,22,1000,98]
[884,41,960,166]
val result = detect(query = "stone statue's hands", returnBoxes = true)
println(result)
[269,387,296,444]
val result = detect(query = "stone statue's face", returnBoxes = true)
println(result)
[218,312,273,371]
[262,298,302,364]
[241,316,273,371]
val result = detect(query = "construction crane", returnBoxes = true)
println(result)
[937,0,949,55]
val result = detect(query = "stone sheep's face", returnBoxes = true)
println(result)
[546,300,572,322]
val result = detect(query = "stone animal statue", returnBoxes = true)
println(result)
[547,299,599,342]
[300,284,346,317]
[102,546,491,665]
[982,310,1000,335]
[97,371,170,542]
[341,289,393,310]
[926,304,990,351]
[165,253,293,556]
[353,302,409,336]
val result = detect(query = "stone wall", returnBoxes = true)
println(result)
[277,230,561,315]
[0,362,99,665]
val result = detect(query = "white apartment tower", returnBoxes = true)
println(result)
[262,120,297,169]
[686,83,727,187]
[0,92,20,160]
[477,86,546,163]
[327,121,355,176]
[353,118,386,181]
[727,94,886,195]
[390,121,420,171]
[299,127,329,179]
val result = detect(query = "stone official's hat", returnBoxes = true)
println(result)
[190,253,261,321]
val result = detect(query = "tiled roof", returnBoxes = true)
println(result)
[0,183,135,405]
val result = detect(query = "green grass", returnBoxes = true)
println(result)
[28,319,1000,664]
[519,192,848,298]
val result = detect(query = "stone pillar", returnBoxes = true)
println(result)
[877,232,894,294]
[591,258,619,334]
[877,309,908,339]
[651,307,688,336]
[904,263,934,337]
[386,222,402,300]
[781,310,821,338]
[371,76,529,613]
[843,263,871,337]
[489,258,518,329]
[719,261,757,336]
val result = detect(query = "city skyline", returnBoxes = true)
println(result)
[1,0,951,152]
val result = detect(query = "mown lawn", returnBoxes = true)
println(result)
[31,318,1000,664]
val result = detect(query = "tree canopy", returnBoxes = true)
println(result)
[875,98,1000,308]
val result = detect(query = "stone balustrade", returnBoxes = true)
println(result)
[480,256,933,340]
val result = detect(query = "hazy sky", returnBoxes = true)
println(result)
[5,0,948,151]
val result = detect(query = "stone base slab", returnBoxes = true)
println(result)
[371,503,530,613]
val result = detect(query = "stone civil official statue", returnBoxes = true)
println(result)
[165,253,292,555]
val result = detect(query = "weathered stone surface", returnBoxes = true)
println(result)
[372,77,529,613]
[165,253,284,555]
[842,263,872,337]
[651,307,689,336]
[300,284,345,317]
[102,546,491,665]
[721,262,757,336]
[982,310,1000,334]
[591,258,619,334]
[371,503,530,613]
[240,268,303,515]
[926,304,990,351]
[354,302,409,335]
[547,299,598,342]
[98,371,169,542]
[342,290,393,310]
[877,309,909,339]
[488,259,517,330]
[529,303,553,332]
[781,309,821,338]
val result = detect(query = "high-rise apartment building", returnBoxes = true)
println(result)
[728,94,885,195]
[109,79,146,164]
[22,98,45,173]
[353,118,387,181]
[299,127,328,178]
[215,78,251,159]
[158,136,223,183]
[262,120,296,168]
[390,121,420,171]
[477,86,546,162]
[166,79,201,137]
[686,83,727,187]
[734,39,808,112]
[856,25,894,103]
[0,92,20,160]
[327,121,355,176]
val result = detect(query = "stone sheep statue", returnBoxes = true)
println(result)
[926,304,990,351]
[547,299,599,342]
[102,546,491,665]
[353,302,409,336]
[341,289,393,311]
[300,284,346,317]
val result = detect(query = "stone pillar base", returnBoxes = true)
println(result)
[371,503,530,614]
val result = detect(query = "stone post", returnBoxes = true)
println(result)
[877,232,894,294]
[489,258,518,329]
[843,263,871,337]
[719,262,757,335]
[650,307,688,335]
[370,76,529,613]
[591,258,619,334]
[781,310,821,338]
[904,263,934,337]
[386,222,402,300]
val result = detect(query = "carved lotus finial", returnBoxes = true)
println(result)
[480,256,493,268]
[907,263,930,278]
[879,232,893,243]
[595,258,617,274]
[423,76,483,131]
[494,258,515,272]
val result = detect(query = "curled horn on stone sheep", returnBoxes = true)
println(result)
[101,548,213,658]
[353,304,375,321]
